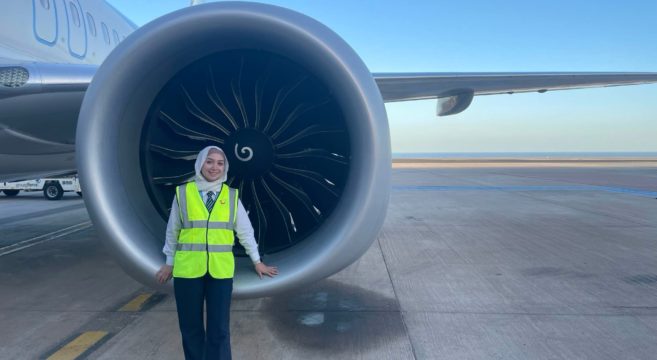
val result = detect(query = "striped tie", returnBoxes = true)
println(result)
[205,191,216,211]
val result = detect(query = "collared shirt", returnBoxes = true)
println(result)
[162,190,261,266]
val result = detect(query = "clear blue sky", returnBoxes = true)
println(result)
[108,0,657,153]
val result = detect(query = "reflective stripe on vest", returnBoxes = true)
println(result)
[176,243,234,252]
[173,182,238,279]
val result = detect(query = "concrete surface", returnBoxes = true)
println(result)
[1,167,657,359]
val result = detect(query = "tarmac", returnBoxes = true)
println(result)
[2,164,657,359]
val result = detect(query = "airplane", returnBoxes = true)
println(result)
[1,0,656,298]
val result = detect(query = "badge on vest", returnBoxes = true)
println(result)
[220,199,226,204]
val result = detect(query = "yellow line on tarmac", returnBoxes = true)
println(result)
[47,331,108,360]
[118,293,154,312]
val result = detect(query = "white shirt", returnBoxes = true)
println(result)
[162,190,261,266]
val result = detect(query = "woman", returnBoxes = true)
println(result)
[156,145,278,360]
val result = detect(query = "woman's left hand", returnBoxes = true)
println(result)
[255,262,278,279]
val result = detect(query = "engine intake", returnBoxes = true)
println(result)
[143,49,350,255]
[77,2,390,298]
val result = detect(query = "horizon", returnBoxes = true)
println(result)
[391,151,657,159]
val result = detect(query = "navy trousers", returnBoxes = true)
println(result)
[174,274,233,360]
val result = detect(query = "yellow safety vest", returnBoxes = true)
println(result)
[173,182,238,279]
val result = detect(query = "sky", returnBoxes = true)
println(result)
[107,0,657,153]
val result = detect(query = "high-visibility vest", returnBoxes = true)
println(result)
[173,182,238,279]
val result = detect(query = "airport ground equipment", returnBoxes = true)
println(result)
[0,177,81,200]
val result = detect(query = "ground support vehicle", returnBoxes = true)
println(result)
[1,177,82,200]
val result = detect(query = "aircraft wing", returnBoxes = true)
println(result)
[374,72,657,115]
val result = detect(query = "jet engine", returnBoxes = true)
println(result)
[76,2,391,298]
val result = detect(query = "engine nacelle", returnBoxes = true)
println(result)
[77,2,390,298]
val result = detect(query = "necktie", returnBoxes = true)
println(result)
[205,191,216,211]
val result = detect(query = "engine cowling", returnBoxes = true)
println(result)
[76,2,390,298]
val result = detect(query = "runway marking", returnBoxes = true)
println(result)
[46,331,108,360]
[38,290,168,359]
[0,221,92,257]
[392,185,657,198]
[118,292,154,312]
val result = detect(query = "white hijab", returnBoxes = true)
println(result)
[193,146,229,192]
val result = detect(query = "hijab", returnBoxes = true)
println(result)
[193,145,229,192]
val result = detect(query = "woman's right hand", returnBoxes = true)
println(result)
[156,265,173,284]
